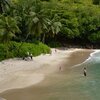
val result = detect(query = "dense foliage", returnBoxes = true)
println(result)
[0,41,50,61]
[0,0,100,49]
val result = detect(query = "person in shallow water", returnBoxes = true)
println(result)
[83,67,87,76]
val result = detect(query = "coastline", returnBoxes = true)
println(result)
[0,48,93,95]
[70,49,93,69]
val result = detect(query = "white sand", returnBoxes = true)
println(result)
[0,97,6,100]
[0,48,81,93]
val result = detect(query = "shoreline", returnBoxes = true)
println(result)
[70,49,93,69]
[0,48,93,94]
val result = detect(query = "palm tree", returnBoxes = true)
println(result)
[0,15,20,43]
[48,14,62,36]
[28,13,62,43]
[28,11,50,41]
[0,0,10,13]
[0,15,20,57]
[28,0,50,42]
[46,14,62,46]
[12,0,37,42]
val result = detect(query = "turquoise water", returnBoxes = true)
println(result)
[70,50,100,100]
[1,50,100,100]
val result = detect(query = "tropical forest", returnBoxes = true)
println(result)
[0,0,100,60]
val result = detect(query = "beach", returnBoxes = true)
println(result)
[0,48,93,100]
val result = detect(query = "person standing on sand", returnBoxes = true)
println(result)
[59,66,62,71]
[55,48,57,52]
[83,67,87,76]
[30,53,33,60]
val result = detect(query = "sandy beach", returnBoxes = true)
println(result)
[0,48,93,99]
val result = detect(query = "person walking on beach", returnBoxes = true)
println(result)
[59,66,62,71]
[83,67,87,76]
[55,48,57,52]
[30,53,33,60]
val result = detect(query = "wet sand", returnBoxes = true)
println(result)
[0,49,93,100]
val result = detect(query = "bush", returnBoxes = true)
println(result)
[0,41,51,61]
[0,44,6,60]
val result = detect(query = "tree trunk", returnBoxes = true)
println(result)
[42,33,45,43]
[0,5,3,14]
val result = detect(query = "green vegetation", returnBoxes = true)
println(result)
[0,0,100,60]
[0,41,50,61]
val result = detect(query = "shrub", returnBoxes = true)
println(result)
[0,41,51,61]
[0,44,7,60]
